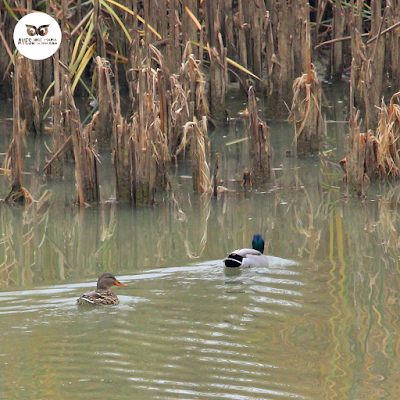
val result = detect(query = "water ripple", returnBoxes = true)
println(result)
[0,256,322,400]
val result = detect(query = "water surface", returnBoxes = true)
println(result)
[1,88,400,399]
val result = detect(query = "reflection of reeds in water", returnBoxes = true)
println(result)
[376,186,400,258]
[177,195,211,260]
[0,191,51,286]
[325,191,400,399]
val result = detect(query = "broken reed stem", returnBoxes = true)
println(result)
[345,109,365,196]
[63,76,99,205]
[10,55,23,186]
[126,65,170,205]
[247,86,271,185]
[42,135,72,173]
[342,94,400,195]
[96,56,115,146]
[189,116,211,194]
[4,55,32,205]
[289,67,322,156]
[46,50,64,178]
[375,93,400,179]
[208,34,227,120]
[113,56,134,204]
[213,153,219,197]
[113,110,133,203]
[15,55,42,135]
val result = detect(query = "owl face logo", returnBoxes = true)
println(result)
[25,24,49,37]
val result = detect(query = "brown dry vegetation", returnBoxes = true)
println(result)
[1,1,400,201]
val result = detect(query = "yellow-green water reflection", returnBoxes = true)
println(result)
[1,178,400,399]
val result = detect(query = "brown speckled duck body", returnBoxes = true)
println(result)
[77,273,127,305]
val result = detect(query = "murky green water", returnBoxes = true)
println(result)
[1,89,400,399]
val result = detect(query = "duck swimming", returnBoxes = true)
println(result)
[224,234,268,268]
[77,273,127,305]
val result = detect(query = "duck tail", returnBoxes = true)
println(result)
[224,253,243,268]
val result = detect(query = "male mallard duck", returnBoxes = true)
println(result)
[224,234,268,268]
[77,273,127,305]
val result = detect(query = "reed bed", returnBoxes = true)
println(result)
[2,1,400,202]
[1,1,399,109]
[375,93,400,179]
[342,92,400,195]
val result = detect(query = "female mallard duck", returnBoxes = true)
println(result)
[77,273,127,305]
[224,234,268,268]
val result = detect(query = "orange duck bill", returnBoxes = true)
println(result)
[115,280,127,287]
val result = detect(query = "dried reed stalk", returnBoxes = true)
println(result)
[387,6,400,86]
[186,116,211,194]
[14,55,42,135]
[236,0,249,89]
[113,59,133,203]
[364,0,386,129]
[182,0,200,60]
[342,94,400,193]
[9,56,23,187]
[167,47,209,156]
[63,77,99,204]
[251,2,268,92]
[289,67,322,156]
[181,48,210,118]
[207,34,227,120]
[331,0,345,81]
[247,86,271,185]
[126,64,169,205]
[213,153,219,197]
[126,44,209,203]
[113,110,133,203]
[349,1,385,131]
[45,51,64,177]
[96,57,115,147]
[345,110,366,196]
[274,0,308,102]
[4,55,32,204]
[4,180,33,204]
[375,93,400,179]
[349,25,364,112]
